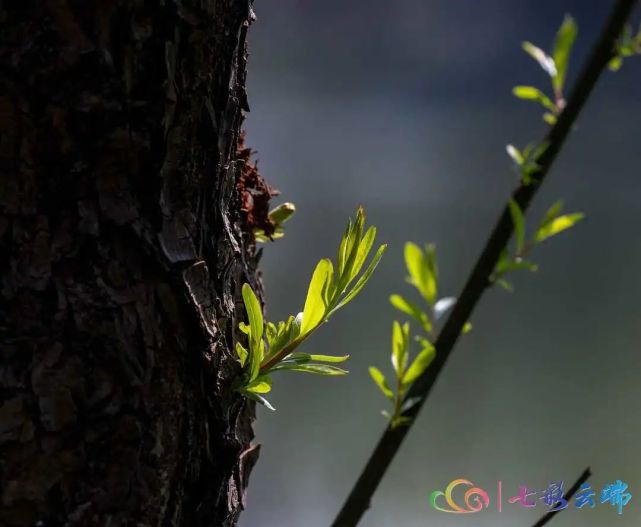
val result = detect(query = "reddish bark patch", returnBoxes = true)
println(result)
[236,131,278,237]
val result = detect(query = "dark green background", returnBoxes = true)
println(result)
[240,1,641,525]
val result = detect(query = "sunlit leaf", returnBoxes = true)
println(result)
[404,242,437,306]
[390,294,432,333]
[539,200,564,228]
[286,352,350,364]
[350,226,377,282]
[337,219,353,276]
[235,342,248,367]
[245,377,272,394]
[369,366,394,399]
[331,244,387,313]
[535,213,584,243]
[522,41,557,77]
[337,208,366,291]
[402,346,436,385]
[300,259,332,335]
[269,202,296,225]
[321,259,336,307]
[242,283,263,346]
[608,55,624,71]
[249,339,264,381]
[391,321,409,375]
[272,363,348,375]
[512,86,557,112]
[552,15,578,94]
[543,112,558,125]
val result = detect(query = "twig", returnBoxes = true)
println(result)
[331,1,637,525]
[531,467,592,527]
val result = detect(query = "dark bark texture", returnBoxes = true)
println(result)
[0,1,266,525]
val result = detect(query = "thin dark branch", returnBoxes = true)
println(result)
[531,467,592,527]
[331,1,637,525]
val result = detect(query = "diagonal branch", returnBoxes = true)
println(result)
[331,1,637,525]
[531,467,592,527]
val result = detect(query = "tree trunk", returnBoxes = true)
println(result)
[0,1,268,525]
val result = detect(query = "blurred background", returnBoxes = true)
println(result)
[239,1,641,526]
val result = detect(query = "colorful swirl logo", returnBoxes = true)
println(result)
[430,479,491,513]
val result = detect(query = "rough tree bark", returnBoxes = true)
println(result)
[0,1,271,525]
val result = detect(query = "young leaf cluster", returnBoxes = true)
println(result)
[514,15,578,125]
[236,207,387,410]
[506,141,549,185]
[369,321,434,429]
[255,202,296,242]
[369,243,469,428]
[492,199,584,292]
[609,22,641,71]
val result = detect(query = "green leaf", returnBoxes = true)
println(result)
[414,335,432,349]
[508,199,526,254]
[391,415,412,429]
[337,219,353,276]
[331,244,386,313]
[272,363,348,375]
[522,41,557,77]
[539,200,564,228]
[501,259,539,273]
[264,316,295,360]
[496,278,514,293]
[269,202,296,225]
[245,376,272,394]
[391,321,409,375]
[389,294,432,333]
[425,244,438,295]
[337,208,365,291]
[242,283,263,346]
[404,242,437,306]
[462,322,473,334]
[552,15,578,94]
[300,258,332,335]
[402,346,436,385]
[235,342,248,367]
[543,112,558,125]
[255,203,296,243]
[535,213,584,243]
[285,352,350,364]
[495,248,511,275]
[369,366,394,399]
[512,86,557,112]
[350,226,377,283]
[249,339,264,381]
[321,259,336,307]
[608,55,624,71]
[309,354,350,363]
